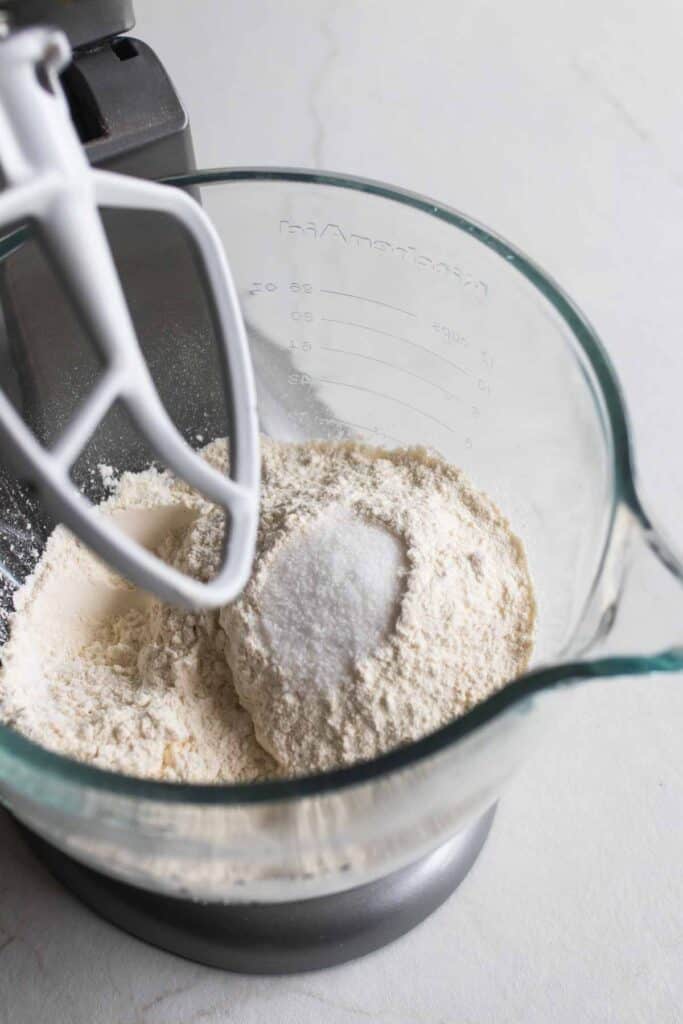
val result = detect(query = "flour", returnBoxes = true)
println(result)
[0,442,278,783]
[0,437,536,782]
[221,441,536,775]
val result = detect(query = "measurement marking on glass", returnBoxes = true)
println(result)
[320,345,461,402]
[316,377,457,434]
[321,317,470,376]
[320,289,416,317]
[334,418,404,444]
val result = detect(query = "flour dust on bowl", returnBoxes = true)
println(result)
[1,170,683,974]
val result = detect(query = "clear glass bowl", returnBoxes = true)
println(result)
[0,169,681,904]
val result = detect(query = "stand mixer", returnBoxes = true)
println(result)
[1,0,682,975]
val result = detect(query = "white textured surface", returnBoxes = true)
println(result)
[2,1,683,1020]
[259,507,405,692]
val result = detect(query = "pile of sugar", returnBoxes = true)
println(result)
[259,506,406,693]
[0,438,536,782]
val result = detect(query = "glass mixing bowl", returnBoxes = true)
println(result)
[0,169,682,911]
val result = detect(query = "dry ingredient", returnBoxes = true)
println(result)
[222,441,536,774]
[0,438,536,781]
[0,441,277,783]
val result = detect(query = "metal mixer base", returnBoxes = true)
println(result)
[19,806,495,974]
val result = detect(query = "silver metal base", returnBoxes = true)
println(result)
[20,806,495,974]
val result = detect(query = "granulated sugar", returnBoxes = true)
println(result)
[259,506,406,692]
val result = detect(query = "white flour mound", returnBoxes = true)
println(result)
[0,441,277,783]
[221,441,536,775]
[0,438,536,782]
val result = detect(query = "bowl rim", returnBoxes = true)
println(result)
[0,166,655,807]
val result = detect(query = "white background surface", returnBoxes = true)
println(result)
[2,1,683,1021]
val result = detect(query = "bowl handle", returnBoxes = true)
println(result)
[571,499,683,671]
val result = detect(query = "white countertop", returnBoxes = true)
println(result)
[2,2,683,1020]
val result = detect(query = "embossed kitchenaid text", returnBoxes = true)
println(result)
[278,220,488,298]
